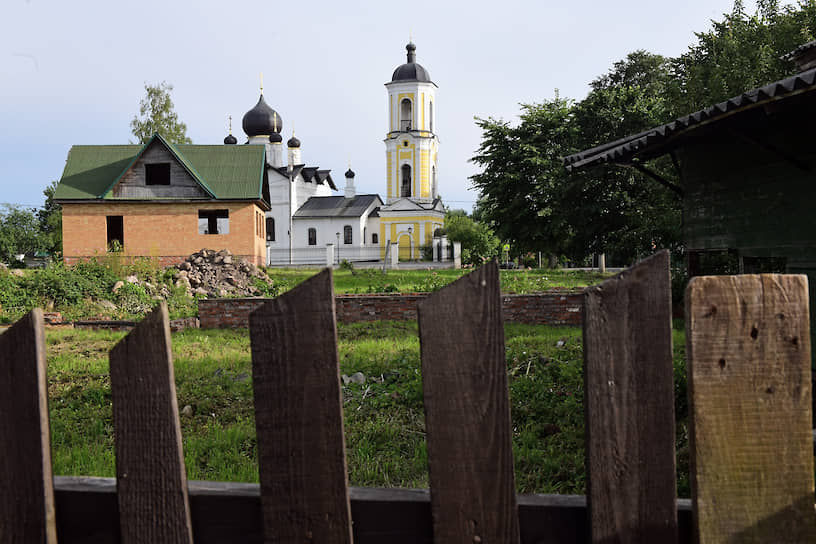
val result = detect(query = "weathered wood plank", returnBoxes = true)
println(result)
[249,268,353,543]
[52,477,697,544]
[417,261,520,543]
[0,308,57,543]
[686,274,816,543]
[109,302,193,543]
[582,250,678,543]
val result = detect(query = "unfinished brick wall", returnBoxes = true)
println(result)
[198,290,584,329]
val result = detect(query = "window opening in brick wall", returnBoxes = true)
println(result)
[308,228,317,246]
[106,216,124,251]
[145,163,171,185]
[198,209,229,235]
[372,233,378,244]
[266,217,275,241]
[344,225,352,244]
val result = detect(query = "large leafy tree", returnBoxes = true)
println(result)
[470,96,577,259]
[130,81,192,144]
[38,180,62,256]
[0,205,45,264]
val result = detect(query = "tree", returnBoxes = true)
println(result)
[470,95,578,260]
[130,82,192,144]
[442,209,500,266]
[38,181,62,256]
[0,205,45,264]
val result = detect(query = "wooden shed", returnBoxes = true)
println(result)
[565,42,816,360]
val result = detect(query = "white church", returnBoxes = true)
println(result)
[225,42,446,265]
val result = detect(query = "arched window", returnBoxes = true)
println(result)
[308,228,316,246]
[343,225,352,244]
[429,101,434,132]
[266,217,275,241]
[400,99,412,131]
[372,233,379,244]
[431,166,437,198]
[401,164,411,197]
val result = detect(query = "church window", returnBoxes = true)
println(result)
[372,233,379,244]
[266,217,275,241]
[429,101,434,132]
[401,164,411,197]
[344,225,352,244]
[145,163,171,185]
[198,209,229,235]
[400,99,412,131]
[432,166,437,197]
[308,228,317,246]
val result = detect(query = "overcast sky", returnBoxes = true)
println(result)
[1,0,764,212]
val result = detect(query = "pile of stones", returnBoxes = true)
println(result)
[173,249,274,297]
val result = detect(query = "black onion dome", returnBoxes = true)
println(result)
[287,135,301,148]
[391,42,431,82]
[269,133,282,143]
[223,133,237,145]
[242,94,283,137]
[345,168,355,178]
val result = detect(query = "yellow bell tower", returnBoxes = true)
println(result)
[378,41,445,256]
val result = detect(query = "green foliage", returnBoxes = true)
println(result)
[0,204,46,264]
[471,1,816,264]
[114,282,155,316]
[38,180,62,256]
[443,209,500,265]
[130,81,192,145]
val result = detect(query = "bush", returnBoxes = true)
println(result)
[115,282,156,316]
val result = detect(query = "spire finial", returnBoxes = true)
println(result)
[228,115,233,135]
[292,121,295,137]
[260,72,264,93]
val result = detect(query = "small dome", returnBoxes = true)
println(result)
[288,135,301,148]
[223,133,237,145]
[345,168,355,178]
[391,42,432,82]
[242,94,283,137]
[269,133,282,143]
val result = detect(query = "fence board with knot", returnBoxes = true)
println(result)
[1,251,814,543]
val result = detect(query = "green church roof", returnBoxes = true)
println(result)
[55,134,266,202]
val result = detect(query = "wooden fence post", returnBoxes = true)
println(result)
[582,250,678,543]
[0,308,57,543]
[417,261,521,543]
[686,274,816,543]
[249,268,353,543]
[109,302,193,543]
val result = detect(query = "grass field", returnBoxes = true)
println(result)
[267,267,610,295]
[44,321,690,496]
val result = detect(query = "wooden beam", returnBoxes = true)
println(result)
[582,251,678,543]
[417,261,521,543]
[109,302,193,543]
[687,274,816,542]
[0,308,57,543]
[728,127,811,172]
[630,162,684,197]
[249,268,353,543]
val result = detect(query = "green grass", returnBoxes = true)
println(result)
[266,267,609,295]
[43,321,690,496]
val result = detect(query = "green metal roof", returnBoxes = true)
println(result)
[55,135,266,202]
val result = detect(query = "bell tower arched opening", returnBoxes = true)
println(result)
[401,164,412,197]
[400,99,412,131]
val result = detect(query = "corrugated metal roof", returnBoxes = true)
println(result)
[564,67,816,171]
[294,195,382,218]
[55,138,266,201]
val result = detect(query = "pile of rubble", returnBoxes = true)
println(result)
[173,249,274,297]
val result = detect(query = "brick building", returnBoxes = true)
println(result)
[55,133,270,266]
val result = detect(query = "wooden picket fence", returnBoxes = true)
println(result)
[2,251,815,543]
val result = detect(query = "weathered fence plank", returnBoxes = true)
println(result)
[109,302,193,543]
[417,261,521,543]
[0,308,57,543]
[249,268,353,543]
[686,274,816,543]
[582,250,678,543]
